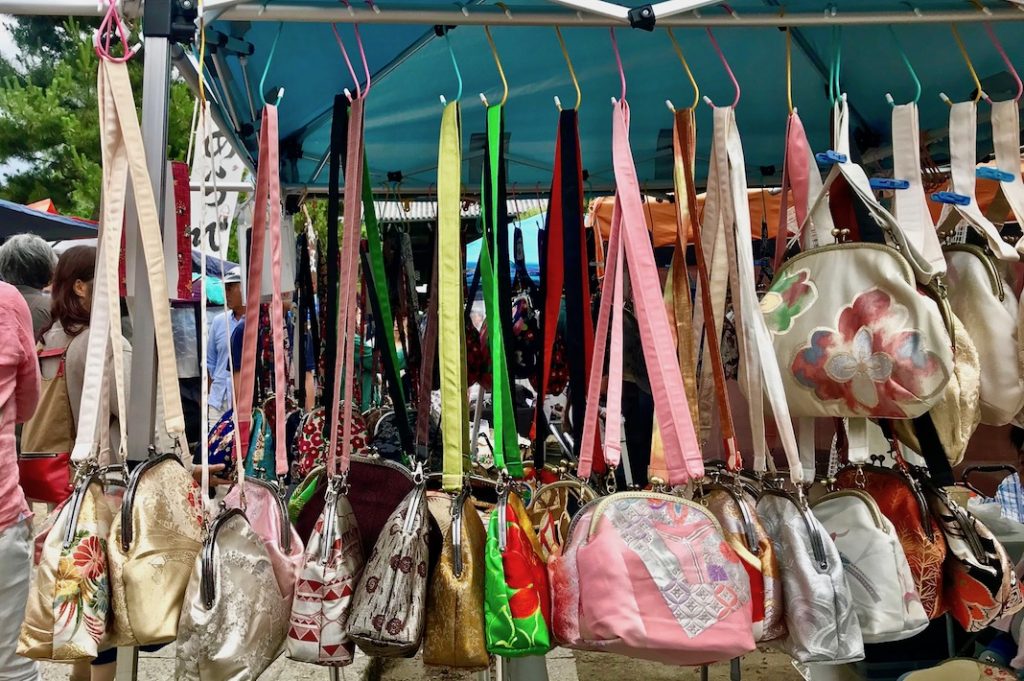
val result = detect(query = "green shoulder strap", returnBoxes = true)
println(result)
[480,104,521,477]
[438,102,470,491]
[361,155,405,405]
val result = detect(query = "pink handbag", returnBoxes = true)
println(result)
[548,99,755,666]
[224,479,303,600]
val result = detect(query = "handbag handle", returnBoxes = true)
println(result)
[75,59,186,465]
[937,101,1019,262]
[325,96,367,479]
[438,101,471,492]
[480,104,522,477]
[236,103,288,480]
[415,240,439,460]
[706,106,806,484]
[773,111,827,274]
[987,100,1024,257]
[891,102,946,283]
[578,101,703,486]
[675,108,740,469]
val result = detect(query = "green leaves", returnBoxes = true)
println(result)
[0,17,191,219]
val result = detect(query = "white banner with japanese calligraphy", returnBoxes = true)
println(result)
[190,107,247,264]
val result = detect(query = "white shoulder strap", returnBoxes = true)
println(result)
[986,100,1024,257]
[938,101,1019,262]
[891,102,946,282]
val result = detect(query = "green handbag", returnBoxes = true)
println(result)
[287,465,325,523]
[484,490,552,657]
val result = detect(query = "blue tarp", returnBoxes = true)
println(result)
[0,199,97,241]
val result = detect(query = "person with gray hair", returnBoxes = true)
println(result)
[0,234,57,341]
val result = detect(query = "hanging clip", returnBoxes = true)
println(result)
[977,167,1015,183]
[815,150,848,166]
[870,177,910,191]
[931,191,971,206]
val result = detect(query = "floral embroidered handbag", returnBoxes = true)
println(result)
[763,98,953,421]
[293,405,371,480]
[346,466,430,657]
[19,468,122,660]
[924,480,1023,632]
[484,488,552,657]
[549,100,754,667]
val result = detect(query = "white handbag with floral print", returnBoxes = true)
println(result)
[763,98,953,420]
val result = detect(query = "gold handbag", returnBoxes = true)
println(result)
[423,490,489,669]
[95,56,203,648]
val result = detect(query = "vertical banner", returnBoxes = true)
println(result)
[190,107,247,264]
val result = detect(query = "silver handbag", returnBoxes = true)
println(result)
[757,489,864,664]
[175,509,290,680]
[347,476,429,657]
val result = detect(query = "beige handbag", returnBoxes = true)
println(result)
[93,57,203,648]
[347,469,430,657]
[175,509,290,680]
[764,99,953,421]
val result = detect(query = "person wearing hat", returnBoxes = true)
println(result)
[206,267,244,427]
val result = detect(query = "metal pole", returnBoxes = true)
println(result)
[212,4,1024,25]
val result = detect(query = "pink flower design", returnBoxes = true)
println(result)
[71,536,106,581]
[791,288,948,417]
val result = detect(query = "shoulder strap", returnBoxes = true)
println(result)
[891,102,946,282]
[578,101,702,486]
[936,101,1018,261]
[481,104,521,477]
[986,100,1024,256]
[415,240,439,460]
[323,96,348,433]
[707,106,805,484]
[438,101,470,492]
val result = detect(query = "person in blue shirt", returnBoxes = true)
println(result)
[206,268,244,427]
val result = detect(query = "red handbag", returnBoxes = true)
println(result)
[18,346,75,504]
[17,452,72,505]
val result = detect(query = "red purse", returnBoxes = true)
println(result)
[18,346,75,504]
[17,452,72,505]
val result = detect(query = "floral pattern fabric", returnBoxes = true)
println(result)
[790,288,949,418]
[484,493,552,657]
[293,406,371,480]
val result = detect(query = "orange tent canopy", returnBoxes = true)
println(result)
[587,160,1022,249]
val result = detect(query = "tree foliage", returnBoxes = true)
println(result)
[0,16,193,219]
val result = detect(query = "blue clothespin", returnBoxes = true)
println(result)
[977,167,1016,183]
[930,191,970,206]
[870,178,910,191]
[815,150,848,166]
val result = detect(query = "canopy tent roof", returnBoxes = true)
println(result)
[196,0,1024,197]
[0,199,98,241]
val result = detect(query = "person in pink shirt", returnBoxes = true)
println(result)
[0,279,41,681]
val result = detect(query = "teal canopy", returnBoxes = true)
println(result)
[205,2,1024,195]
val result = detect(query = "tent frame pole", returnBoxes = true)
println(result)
[0,0,1021,25]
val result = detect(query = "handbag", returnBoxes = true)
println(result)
[834,449,948,620]
[550,99,754,667]
[18,467,122,660]
[293,405,371,481]
[764,98,953,421]
[286,93,368,667]
[18,346,75,504]
[943,243,1024,426]
[88,56,203,648]
[175,509,290,680]
[526,479,596,558]
[709,102,862,664]
[810,486,928,642]
[347,465,430,657]
[289,465,325,523]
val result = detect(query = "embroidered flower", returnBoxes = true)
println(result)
[71,536,106,581]
[365,576,379,593]
[398,556,413,574]
[761,268,818,334]
[371,614,384,631]
[791,288,948,417]
[386,618,404,636]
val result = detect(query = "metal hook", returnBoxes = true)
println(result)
[554,27,581,111]
[885,25,921,106]
[438,30,463,106]
[332,23,361,101]
[666,28,699,110]
[785,23,794,114]
[981,22,1022,102]
[829,25,842,106]
[259,22,285,106]
[703,27,740,108]
[481,26,508,108]
[609,27,626,105]
[949,24,985,104]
